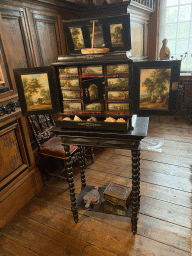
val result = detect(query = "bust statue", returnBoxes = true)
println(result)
[160,38,170,60]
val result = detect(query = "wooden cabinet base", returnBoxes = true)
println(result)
[0,167,43,228]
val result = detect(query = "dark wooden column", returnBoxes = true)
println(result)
[64,145,79,223]
[78,146,86,189]
[131,149,140,235]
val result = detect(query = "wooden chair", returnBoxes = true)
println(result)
[27,114,81,180]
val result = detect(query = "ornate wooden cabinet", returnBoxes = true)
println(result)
[53,52,134,131]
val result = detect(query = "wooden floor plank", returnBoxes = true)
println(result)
[90,160,192,193]
[69,215,190,256]
[95,149,192,181]
[138,214,191,252]
[1,215,116,256]
[140,196,191,228]
[112,148,192,168]
[20,184,191,253]
[0,234,41,256]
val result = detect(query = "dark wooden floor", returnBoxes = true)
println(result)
[0,116,192,256]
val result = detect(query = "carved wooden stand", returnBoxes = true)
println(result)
[51,115,149,235]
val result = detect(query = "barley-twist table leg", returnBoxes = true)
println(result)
[131,149,140,235]
[138,151,140,210]
[78,146,86,189]
[64,145,79,223]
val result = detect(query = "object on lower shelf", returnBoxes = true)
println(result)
[103,182,132,211]
[83,186,100,208]
[103,200,130,216]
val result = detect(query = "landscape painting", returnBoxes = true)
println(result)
[85,103,102,111]
[62,90,81,99]
[110,23,123,47]
[60,78,79,88]
[70,27,85,49]
[107,64,129,74]
[108,103,129,112]
[108,91,129,100]
[140,68,171,110]
[59,67,78,76]
[107,78,129,88]
[21,73,52,111]
[82,66,102,75]
[63,102,82,111]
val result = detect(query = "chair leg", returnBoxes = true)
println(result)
[37,154,51,181]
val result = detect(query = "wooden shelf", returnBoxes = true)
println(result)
[76,185,132,217]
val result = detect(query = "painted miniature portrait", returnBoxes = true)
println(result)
[88,84,98,101]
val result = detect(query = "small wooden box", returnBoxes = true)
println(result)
[103,182,132,211]
[103,200,130,216]
[56,115,131,132]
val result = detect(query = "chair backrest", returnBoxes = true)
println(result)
[27,114,55,150]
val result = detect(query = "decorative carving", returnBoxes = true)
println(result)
[0,130,23,180]
[27,114,55,148]
[0,101,17,116]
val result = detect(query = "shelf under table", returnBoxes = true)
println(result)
[76,185,132,217]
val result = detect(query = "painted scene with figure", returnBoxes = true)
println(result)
[140,68,171,110]
[21,73,52,111]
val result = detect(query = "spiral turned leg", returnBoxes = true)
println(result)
[78,146,86,189]
[131,150,139,235]
[138,151,141,210]
[64,145,79,223]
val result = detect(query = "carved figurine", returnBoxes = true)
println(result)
[160,38,170,60]
[83,186,100,208]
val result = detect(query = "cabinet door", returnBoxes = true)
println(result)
[29,11,64,66]
[0,7,34,69]
[0,116,31,184]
